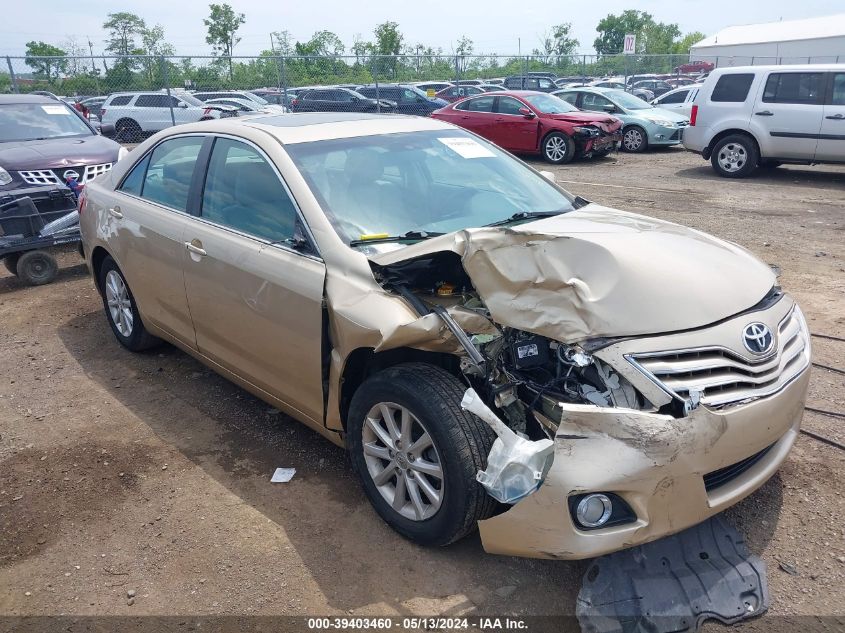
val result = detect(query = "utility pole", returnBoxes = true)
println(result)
[269,34,283,91]
[87,37,101,94]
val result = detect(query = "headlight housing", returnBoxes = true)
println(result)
[0,166,12,186]
[573,126,601,137]
[650,119,674,127]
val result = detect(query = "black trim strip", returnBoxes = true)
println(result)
[770,131,845,141]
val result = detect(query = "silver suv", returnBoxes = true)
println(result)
[100,92,237,142]
[683,64,845,177]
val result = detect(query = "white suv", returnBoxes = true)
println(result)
[682,64,845,177]
[100,92,238,142]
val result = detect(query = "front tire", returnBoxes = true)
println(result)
[711,134,758,178]
[622,125,648,152]
[347,363,496,546]
[98,256,160,351]
[115,118,142,143]
[541,132,575,164]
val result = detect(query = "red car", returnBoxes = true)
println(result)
[431,90,622,164]
[435,85,486,103]
[673,60,715,74]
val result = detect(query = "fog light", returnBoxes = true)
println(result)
[576,493,613,528]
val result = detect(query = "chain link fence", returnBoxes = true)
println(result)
[5,53,843,139]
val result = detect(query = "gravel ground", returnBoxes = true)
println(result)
[0,147,843,623]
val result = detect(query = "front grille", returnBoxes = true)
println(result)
[628,306,810,408]
[669,130,680,140]
[703,443,774,491]
[19,163,113,186]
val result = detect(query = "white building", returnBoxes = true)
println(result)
[690,14,845,65]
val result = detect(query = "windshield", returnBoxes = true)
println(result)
[604,89,652,110]
[0,103,93,142]
[285,130,575,247]
[523,94,578,114]
[249,93,269,105]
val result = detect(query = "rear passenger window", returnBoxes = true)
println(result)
[135,95,170,108]
[660,90,687,104]
[140,136,204,211]
[109,95,132,106]
[464,96,495,112]
[201,138,297,243]
[763,73,825,104]
[711,74,754,102]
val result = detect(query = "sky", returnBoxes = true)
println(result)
[2,0,843,58]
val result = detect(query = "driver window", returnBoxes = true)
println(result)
[497,97,525,115]
[582,94,611,111]
[465,96,495,112]
[201,138,297,242]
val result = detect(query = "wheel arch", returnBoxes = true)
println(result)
[90,245,112,296]
[704,129,761,161]
[339,347,462,431]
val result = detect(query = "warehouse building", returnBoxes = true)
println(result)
[690,14,845,66]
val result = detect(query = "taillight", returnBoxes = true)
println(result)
[291,98,299,106]
[100,108,106,118]
[690,104,698,126]
[203,108,212,117]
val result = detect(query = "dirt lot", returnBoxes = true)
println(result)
[1,148,844,623]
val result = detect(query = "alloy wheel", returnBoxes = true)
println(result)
[362,402,444,521]
[717,142,747,173]
[545,136,569,162]
[105,269,134,336]
[623,128,644,151]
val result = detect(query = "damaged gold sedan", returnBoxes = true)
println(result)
[80,113,811,559]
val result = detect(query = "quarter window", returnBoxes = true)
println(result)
[201,138,297,243]
[710,74,754,102]
[139,136,204,211]
[763,72,825,104]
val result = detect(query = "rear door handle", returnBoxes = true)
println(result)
[754,110,774,116]
[825,113,845,120]
[185,241,207,256]
[108,206,123,219]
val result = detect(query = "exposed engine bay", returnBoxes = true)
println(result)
[371,251,654,446]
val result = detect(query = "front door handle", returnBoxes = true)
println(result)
[108,206,123,219]
[825,113,845,120]
[185,241,207,256]
[754,110,774,116]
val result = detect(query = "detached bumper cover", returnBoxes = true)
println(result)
[477,365,809,560]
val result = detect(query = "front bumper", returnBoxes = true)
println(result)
[648,123,686,146]
[477,364,809,559]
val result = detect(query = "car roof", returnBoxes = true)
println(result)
[0,94,61,105]
[161,112,452,145]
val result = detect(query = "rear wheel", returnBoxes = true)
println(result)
[98,256,160,351]
[16,250,58,286]
[622,125,648,152]
[541,132,575,164]
[3,253,20,276]
[115,118,142,143]
[711,134,758,178]
[347,363,496,546]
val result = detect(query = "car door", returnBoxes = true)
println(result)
[754,71,825,159]
[815,71,845,161]
[181,135,326,424]
[135,94,169,131]
[490,96,539,152]
[106,135,205,346]
[656,88,690,112]
[173,96,197,125]
[451,95,496,138]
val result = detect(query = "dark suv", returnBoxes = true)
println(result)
[0,94,123,193]
[290,88,396,113]
[503,76,557,92]
[355,84,447,116]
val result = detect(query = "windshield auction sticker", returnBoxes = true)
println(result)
[41,105,71,115]
[438,136,496,159]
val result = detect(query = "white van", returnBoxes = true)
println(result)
[682,65,845,177]
[651,84,701,118]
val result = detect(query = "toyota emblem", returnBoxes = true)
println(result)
[742,322,774,355]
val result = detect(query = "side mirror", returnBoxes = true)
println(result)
[518,107,535,119]
[177,102,189,108]
[539,170,556,183]
[602,104,616,113]
[99,123,116,137]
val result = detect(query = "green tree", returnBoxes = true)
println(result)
[593,10,653,55]
[140,25,175,87]
[454,36,473,73]
[271,30,295,56]
[24,41,68,83]
[534,23,579,63]
[294,30,345,56]
[641,21,681,54]
[673,31,707,54]
[372,21,403,78]
[351,35,373,67]
[204,3,246,79]
[103,12,146,67]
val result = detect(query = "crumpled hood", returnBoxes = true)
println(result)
[370,204,775,341]
[0,135,120,170]
[544,111,621,132]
